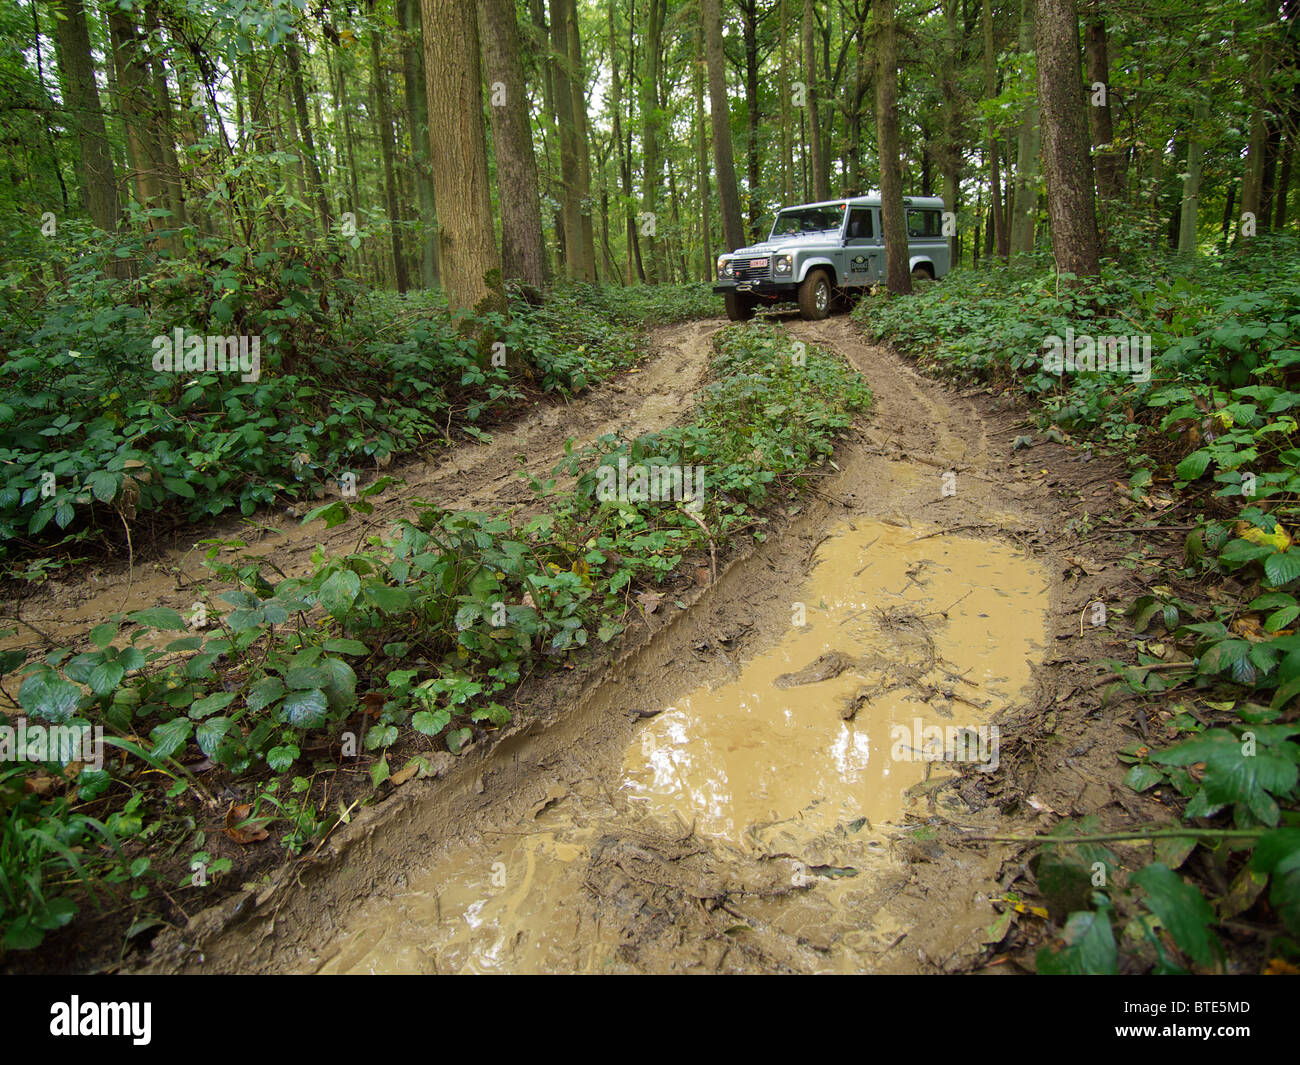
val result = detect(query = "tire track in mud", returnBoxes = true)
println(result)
[2,320,718,661]
[139,313,1078,976]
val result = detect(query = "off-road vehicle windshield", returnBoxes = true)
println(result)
[770,204,845,239]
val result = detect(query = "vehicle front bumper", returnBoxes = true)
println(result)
[712,279,800,297]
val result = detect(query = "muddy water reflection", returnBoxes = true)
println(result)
[313,520,1049,974]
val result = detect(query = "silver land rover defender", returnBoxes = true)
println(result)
[712,193,949,321]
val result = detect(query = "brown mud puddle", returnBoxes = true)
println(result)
[137,316,1140,977]
[310,520,1048,974]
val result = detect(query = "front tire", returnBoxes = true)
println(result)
[797,270,832,320]
[724,290,757,321]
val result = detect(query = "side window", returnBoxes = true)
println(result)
[906,209,942,239]
[846,208,874,241]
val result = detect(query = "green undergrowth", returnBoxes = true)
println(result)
[0,219,715,570]
[0,319,866,961]
[859,237,1300,973]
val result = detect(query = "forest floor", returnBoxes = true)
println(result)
[134,312,1181,974]
[17,313,1179,973]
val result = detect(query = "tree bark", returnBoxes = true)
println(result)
[1178,59,1211,256]
[567,0,597,281]
[369,19,409,292]
[982,0,1008,259]
[480,0,549,289]
[1084,3,1121,253]
[640,0,663,280]
[422,0,506,317]
[1009,0,1039,254]
[399,0,440,287]
[549,0,583,278]
[804,0,829,200]
[876,0,912,293]
[694,26,714,280]
[704,0,745,250]
[1035,0,1101,278]
[52,0,119,232]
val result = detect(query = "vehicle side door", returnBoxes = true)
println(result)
[842,207,881,286]
[905,207,949,275]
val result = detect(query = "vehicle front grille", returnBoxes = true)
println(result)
[732,259,770,281]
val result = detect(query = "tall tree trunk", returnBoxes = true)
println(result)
[982,0,1008,259]
[695,26,714,280]
[1179,59,1212,256]
[779,0,793,202]
[940,0,961,266]
[143,3,188,237]
[640,0,663,280]
[549,0,582,278]
[399,0,440,287]
[803,0,829,200]
[285,39,332,240]
[106,5,164,218]
[369,20,409,291]
[609,0,638,283]
[1009,0,1040,254]
[704,0,745,250]
[422,0,506,317]
[741,0,761,239]
[480,0,549,289]
[567,0,597,281]
[52,0,119,232]
[1035,0,1101,278]
[1084,2,1121,253]
[1276,129,1294,230]
[877,0,912,293]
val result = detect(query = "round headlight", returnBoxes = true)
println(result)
[717,257,731,276]
[774,255,792,273]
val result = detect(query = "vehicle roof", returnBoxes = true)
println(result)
[777,194,946,210]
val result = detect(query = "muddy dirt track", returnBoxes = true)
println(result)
[31,313,1160,974]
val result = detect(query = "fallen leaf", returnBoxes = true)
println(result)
[224,802,270,844]
[637,590,664,615]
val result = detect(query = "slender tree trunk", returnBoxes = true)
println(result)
[1009,0,1040,254]
[940,0,961,267]
[1276,130,1294,230]
[285,39,331,240]
[52,0,119,232]
[695,27,714,280]
[704,0,745,250]
[1084,3,1121,253]
[641,0,663,280]
[1035,0,1101,278]
[143,3,188,237]
[567,0,597,281]
[780,0,793,202]
[369,22,409,291]
[877,0,912,293]
[550,0,582,278]
[399,0,439,287]
[107,6,164,217]
[422,0,506,317]
[609,0,638,283]
[480,0,549,289]
[1179,59,1212,256]
[982,0,1008,259]
[742,0,761,239]
[804,0,829,200]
